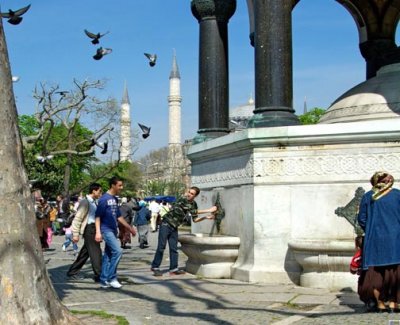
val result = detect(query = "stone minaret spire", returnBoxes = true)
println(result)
[120,81,131,162]
[167,51,184,182]
[168,50,182,146]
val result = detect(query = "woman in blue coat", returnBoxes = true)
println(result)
[358,171,400,312]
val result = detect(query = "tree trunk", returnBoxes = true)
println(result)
[0,18,80,324]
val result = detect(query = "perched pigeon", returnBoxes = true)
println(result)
[138,123,151,139]
[93,47,112,60]
[144,53,157,67]
[84,29,109,45]
[90,138,96,147]
[1,4,31,25]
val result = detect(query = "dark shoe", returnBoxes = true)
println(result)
[152,269,163,277]
[139,243,145,249]
[376,307,388,313]
[93,276,101,283]
[67,274,85,281]
[169,269,186,276]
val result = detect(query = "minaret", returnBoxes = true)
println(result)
[120,82,131,162]
[168,51,182,146]
[167,51,184,181]
[303,96,308,114]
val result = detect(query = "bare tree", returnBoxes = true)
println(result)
[26,79,120,196]
[0,18,80,324]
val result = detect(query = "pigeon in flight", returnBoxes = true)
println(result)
[1,4,31,25]
[93,47,112,60]
[90,138,108,154]
[84,29,109,45]
[55,91,69,97]
[144,53,157,67]
[100,141,108,154]
[138,123,151,139]
[36,154,54,163]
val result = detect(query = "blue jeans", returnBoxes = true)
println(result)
[100,231,123,284]
[151,222,178,271]
[64,233,78,251]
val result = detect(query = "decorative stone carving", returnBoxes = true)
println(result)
[191,153,400,186]
[213,192,225,233]
[335,187,365,236]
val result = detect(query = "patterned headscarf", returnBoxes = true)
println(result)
[370,171,394,200]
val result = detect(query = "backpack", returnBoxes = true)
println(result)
[64,212,76,227]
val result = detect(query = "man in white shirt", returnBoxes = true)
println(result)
[67,183,103,282]
[148,199,161,232]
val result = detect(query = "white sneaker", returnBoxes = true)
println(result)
[108,279,122,289]
[100,281,110,288]
[62,244,66,252]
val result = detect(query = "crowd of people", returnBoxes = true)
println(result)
[35,176,217,289]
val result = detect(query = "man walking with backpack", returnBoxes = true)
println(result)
[66,183,103,282]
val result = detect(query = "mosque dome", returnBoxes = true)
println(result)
[229,95,255,129]
[319,63,400,124]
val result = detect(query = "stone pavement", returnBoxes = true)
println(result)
[45,231,400,325]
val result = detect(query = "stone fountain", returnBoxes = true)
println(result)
[181,0,400,289]
[178,193,241,278]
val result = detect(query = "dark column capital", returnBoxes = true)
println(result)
[191,0,236,23]
[359,39,400,79]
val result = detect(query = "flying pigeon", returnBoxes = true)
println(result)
[93,47,112,60]
[138,123,151,139]
[1,4,31,25]
[144,53,157,67]
[36,154,54,163]
[90,138,108,154]
[100,140,108,154]
[55,91,69,97]
[84,29,109,45]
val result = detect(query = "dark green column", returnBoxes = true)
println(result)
[191,0,236,144]
[248,0,300,127]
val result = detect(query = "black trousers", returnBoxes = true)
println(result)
[67,224,102,280]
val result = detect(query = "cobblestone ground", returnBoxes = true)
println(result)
[45,230,400,325]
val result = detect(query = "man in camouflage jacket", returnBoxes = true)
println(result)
[151,186,217,276]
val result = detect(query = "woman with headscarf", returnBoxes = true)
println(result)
[357,171,400,312]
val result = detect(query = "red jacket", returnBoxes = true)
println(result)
[350,249,362,274]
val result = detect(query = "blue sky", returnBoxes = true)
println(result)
[3,1,398,158]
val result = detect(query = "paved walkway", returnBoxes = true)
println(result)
[45,231,400,324]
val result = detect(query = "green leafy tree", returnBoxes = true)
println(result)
[19,115,96,198]
[298,107,325,125]
[166,180,186,197]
